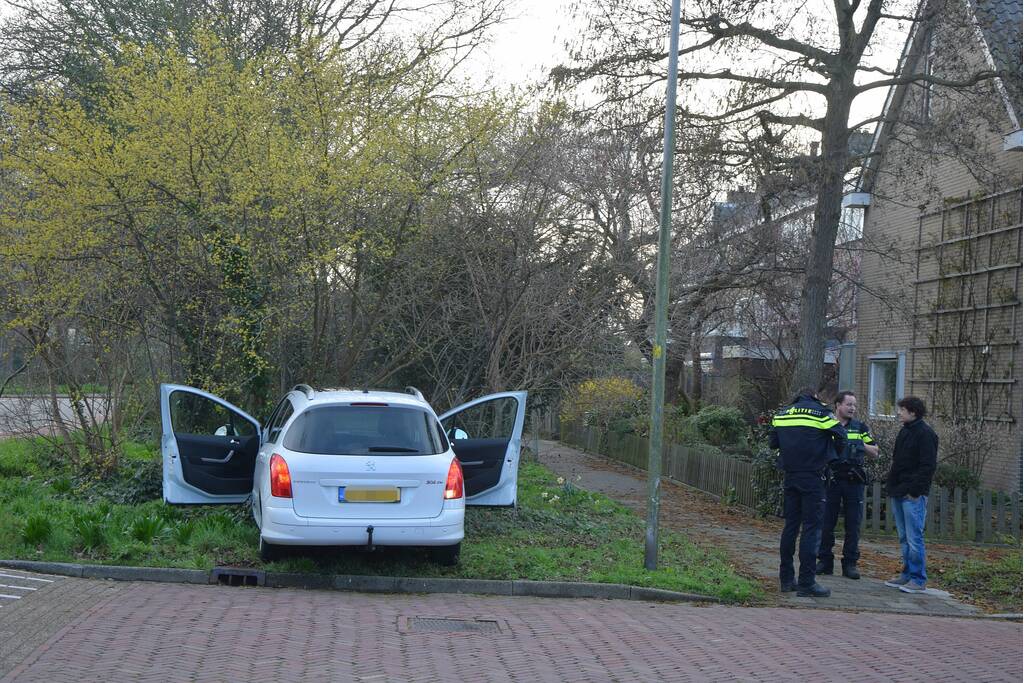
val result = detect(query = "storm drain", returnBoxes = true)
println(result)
[211,567,265,587]
[402,617,506,634]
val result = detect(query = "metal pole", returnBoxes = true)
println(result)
[645,0,683,571]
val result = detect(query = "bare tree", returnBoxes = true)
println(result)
[556,0,1009,391]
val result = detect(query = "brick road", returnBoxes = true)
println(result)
[1,576,1020,682]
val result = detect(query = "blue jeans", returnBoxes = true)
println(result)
[780,471,827,587]
[891,496,928,584]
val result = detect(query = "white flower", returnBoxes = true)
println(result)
[550,495,560,502]
[556,477,565,485]
[540,492,548,498]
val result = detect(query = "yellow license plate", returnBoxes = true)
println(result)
[341,487,400,503]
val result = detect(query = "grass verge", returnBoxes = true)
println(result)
[931,547,1022,613]
[0,438,761,602]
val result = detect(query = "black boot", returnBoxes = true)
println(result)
[780,580,796,593]
[842,563,860,580]
[796,582,831,598]
[815,559,833,575]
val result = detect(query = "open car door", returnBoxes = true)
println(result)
[439,391,527,506]
[160,384,261,504]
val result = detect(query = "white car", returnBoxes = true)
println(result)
[159,383,527,565]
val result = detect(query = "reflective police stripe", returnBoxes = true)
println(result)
[772,415,840,429]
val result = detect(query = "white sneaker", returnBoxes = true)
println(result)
[884,576,910,588]
[899,580,927,593]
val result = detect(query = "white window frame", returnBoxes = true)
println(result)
[868,351,906,417]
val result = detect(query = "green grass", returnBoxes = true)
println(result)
[936,548,1022,613]
[0,438,761,602]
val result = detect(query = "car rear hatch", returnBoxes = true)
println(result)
[280,402,451,520]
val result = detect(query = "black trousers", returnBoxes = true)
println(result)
[818,478,865,567]
[779,471,827,587]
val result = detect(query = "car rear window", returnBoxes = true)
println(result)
[282,404,447,455]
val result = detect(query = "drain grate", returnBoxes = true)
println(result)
[403,617,505,634]
[211,567,265,587]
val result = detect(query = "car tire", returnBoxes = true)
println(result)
[259,536,283,563]
[431,542,461,566]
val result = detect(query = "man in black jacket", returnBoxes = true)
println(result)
[769,388,846,597]
[883,396,938,593]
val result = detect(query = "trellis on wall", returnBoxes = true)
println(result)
[910,187,1022,486]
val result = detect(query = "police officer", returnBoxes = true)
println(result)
[769,387,846,597]
[816,391,878,580]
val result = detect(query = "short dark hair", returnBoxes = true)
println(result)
[794,386,819,402]
[897,396,927,419]
[834,391,856,407]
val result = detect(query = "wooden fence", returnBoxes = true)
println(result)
[557,421,1022,544]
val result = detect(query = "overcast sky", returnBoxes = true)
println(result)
[0,0,895,131]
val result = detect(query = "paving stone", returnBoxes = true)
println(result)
[1,580,1019,682]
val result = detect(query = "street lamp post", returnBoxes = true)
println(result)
[644,0,683,571]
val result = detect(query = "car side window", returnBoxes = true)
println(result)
[170,391,255,437]
[434,419,450,451]
[267,400,294,443]
[441,397,518,441]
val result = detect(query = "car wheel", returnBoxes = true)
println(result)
[431,542,461,566]
[259,536,283,563]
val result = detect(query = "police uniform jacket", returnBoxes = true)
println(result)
[768,394,846,473]
[831,418,875,481]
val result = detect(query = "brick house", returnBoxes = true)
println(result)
[851,0,1022,490]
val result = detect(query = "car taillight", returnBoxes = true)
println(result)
[270,453,292,498]
[444,458,463,500]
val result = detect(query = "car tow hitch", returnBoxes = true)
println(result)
[366,525,375,551]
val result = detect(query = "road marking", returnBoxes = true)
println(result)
[0,584,36,591]
[0,572,53,583]
[0,594,22,600]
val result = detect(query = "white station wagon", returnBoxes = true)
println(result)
[160,384,527,565]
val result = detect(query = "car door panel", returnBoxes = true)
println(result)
[447,437,508,495]
[177,433,260,495]
[161,383,261,504]
[439,391,527,506]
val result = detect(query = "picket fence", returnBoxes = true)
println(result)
[556,421,1022,544]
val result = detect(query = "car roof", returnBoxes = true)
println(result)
[290,387,432,411]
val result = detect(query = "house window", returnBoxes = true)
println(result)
[868,352,906,417]
[920,30,935,122]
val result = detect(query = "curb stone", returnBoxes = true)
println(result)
[0,559,719,604]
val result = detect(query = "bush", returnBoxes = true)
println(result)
[73,512,108,550]
[171,520,197,545]
[129,514,168,544]
[22,514,53,545]
[560,377,645,433]
[75,455,162,504]
[934,463,981,491]
[749,443,784,518]
[691,405,748,447]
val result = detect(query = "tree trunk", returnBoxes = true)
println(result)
[792,92,854,391]
[691,336,703,404]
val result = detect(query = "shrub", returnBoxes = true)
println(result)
[691,405,748,447]
[171,520,197,545]
[934,463,981,491]
[75,456,162,504]
[73,512,108,550]
[22,514,53,545]
[560,377,645,433]
[129,514,167,544]
[749,442,784,518]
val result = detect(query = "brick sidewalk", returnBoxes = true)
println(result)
[2,579,1020,682]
